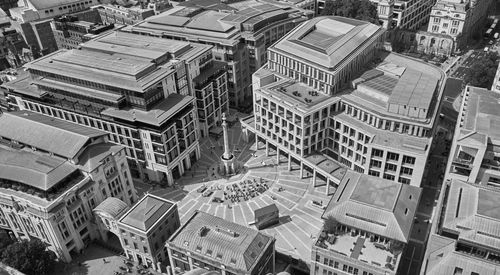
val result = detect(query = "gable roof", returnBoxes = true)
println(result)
[94,197,129,219]
[168,211,274,272]
[322,170,421,242]
[0,111,106,159]
[77,143,123,172]
[119,194,175,232]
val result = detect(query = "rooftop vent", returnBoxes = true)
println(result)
[198,226,209,237]
[215,226,239,237]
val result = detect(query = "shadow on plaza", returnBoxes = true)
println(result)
[266,215,292,229]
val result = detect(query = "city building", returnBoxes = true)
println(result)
[311,170,421,275]
[446,86,500,186]
[94,194,180,271]
[427,0,494,51]
[0,110,137,262]
[9,0,113,57]
[422,180,500,274]
[242,16,445,187]
[53,15,116,49]
[316,0,433,30]
[166,211,275,275]
[391,0,435,30]
[421,86,500,273]
[123,0,311,109]
[94,0,172,26]
[1,31,227,184]
[492,64,500,94]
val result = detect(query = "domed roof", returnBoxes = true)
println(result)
[93,197,129,219]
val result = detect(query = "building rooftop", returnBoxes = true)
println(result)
[0,111,106,159]
[168,211,274,272]
[441,180,500,251]
[76,143,124,173]
[323,170,421,242]
[94,197,130,219]
[424,234,500,275]
[25,31,208,93]
[257,74,340,114]
[0,145,78,191]
[344,53,442,122]
[22,0,84,11]
[101,93,194,127]
[272,16,383,69]
[461,86,500,142]
[119,194,175,232]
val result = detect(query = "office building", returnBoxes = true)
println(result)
[0,111,137,262]
[421,86,500,273]
[422,180,500,274]
[95,194,180,271]
[124,0,310,109]
[53,15,115,49]
[446,86,500,185]
[1,31,227,184]
[312,170,421,275]
[166,211,275,275]
[8,0,114,56]
[94,0,172,26]
[242,16,444,187]
[427,0,494,50]
[316,0,433,30]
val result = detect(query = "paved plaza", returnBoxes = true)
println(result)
[135,121,331,263]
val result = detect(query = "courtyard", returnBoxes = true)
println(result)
[135,120,331,263]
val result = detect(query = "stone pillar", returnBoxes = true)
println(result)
[326,178,330,195]
[265,141,269,156]
[312,170,317,187]
[300,162,304,178]
[276,148,280,164]
[288,155,292,171]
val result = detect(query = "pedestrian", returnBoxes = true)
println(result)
[103,259,106,264]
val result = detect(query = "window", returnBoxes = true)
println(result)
[387,152,399,161]
[371,148,383,158]
[402,155,415,165]
[143,246,148,254]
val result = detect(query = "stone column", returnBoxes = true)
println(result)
[326,178,330,195]
[265,141,269,156]
[300,162,304,178]
[276,148,280,164]
[312,170,317,187]
[288,155,292,171]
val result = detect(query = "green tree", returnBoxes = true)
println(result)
[1,239,56,275]
[464,52,499,88]
[323,215,339,234]
[321,0,379,25]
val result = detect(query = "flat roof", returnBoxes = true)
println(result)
[462,86,500,142]
[0,146,78,191]
[119,194,175,232]
[25,31,207,93]
[168,211,273,272]
[101,93,193,127]
[323,170,421,242]
[273,16,383,69]
[0,111,106,159]
[442,180,500,251]
[344,53,442,122]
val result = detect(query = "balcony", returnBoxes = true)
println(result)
[194,61,227,90]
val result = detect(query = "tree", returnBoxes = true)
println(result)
[323,215,339,234]
[464,52,499,88]
[1,239,56,275]
[321,0,379,25]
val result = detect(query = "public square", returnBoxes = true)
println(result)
[135,120,331,263]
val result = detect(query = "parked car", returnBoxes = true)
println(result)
[197,185,207,193]
[202,190,213,197]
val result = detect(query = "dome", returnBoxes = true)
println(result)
[93,197,129,219]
